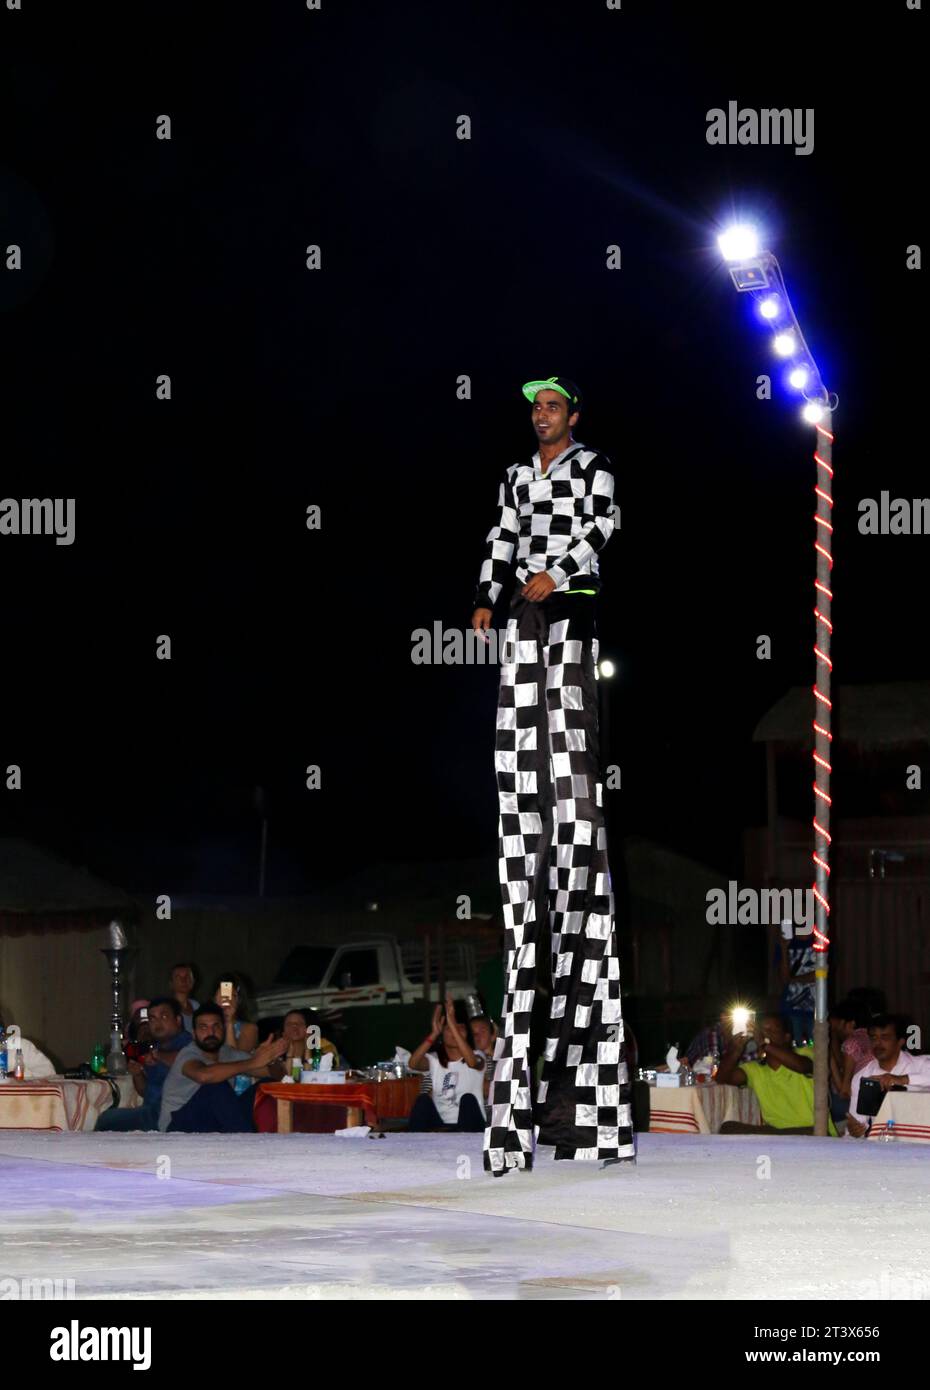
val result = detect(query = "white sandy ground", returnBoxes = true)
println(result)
[0,1131,928,1300]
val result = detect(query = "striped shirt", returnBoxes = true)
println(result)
[474,442,616,610]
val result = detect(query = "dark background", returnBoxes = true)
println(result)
[1,0,925,895]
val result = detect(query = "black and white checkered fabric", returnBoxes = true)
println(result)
[481,587,635,1173]
[474,444,616,610]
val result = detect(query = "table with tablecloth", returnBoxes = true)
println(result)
[254,1077,422,1133]
[0,1075,139,1132]
[868,1090,930,1142]
[648,1081,762,1134]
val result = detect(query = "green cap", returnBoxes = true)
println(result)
[521,375,583,409]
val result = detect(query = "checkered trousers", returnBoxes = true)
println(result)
[483,590,635,1173]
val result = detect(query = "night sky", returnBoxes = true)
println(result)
[1,1,925,896]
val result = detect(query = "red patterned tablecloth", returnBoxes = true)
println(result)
[868,1091,930,1143]
[0,1077,124,1132]
[648,1082,762,1134]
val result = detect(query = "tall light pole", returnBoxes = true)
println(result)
[718,224,836,1135]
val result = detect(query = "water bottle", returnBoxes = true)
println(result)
[883,1119,897,1143]
[0,1025,8,1081]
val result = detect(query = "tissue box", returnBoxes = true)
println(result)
[655,1071,683,1088]
[300,1070,346,1085]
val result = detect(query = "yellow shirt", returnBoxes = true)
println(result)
[742,1045,837,1135]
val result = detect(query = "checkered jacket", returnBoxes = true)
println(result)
[474,443,616,610]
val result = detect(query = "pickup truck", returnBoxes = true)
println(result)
[255,931,483,1066]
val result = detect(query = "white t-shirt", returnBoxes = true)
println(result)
[426,1050,487,1123]
[849,1051,930,1126]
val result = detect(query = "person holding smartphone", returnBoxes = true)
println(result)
[716,1011,837,1135]
[97,996,191,1132]
[211,974,258,1095]
[407,996,487,1132]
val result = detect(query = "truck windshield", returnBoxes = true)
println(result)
[273,946,334,988]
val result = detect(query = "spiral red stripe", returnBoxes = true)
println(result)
[812,422,834,955]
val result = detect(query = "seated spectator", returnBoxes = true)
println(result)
[0,1016,55,1078]
[846,1014,930,1137]
[470,1015,498,1111]
[280,1009,339,1068]
[159,1004,288,1133]
[828,998,872,1123]
[716,1011,837,1135]
[211,973,258,1096]
[169,962,200,1033]
[96,996,191,1132]
[407,996,486,1132]
[685,1011,758,1069]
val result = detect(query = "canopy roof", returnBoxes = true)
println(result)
[0,838,138,933]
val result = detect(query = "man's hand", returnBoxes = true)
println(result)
[127,1059,144,1076]
[521,572,556,602]
[846,1113,868,1138]
[471,607,493,644]
[254,1034,289,1068]
[877,1072,908,1091]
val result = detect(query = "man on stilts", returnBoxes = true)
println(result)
[472,376,635,1175]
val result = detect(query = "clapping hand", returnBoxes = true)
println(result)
[443,995,461,1036]
[254,1034,289,1068]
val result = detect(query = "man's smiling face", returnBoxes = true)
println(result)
[532,389,577,446]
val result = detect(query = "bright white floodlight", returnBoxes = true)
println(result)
[802,401,826,424]
[759,295,780,320]
[717,224,760,262]
[788,366,810,390]
[773,332,797,357]
[599,659,616,679]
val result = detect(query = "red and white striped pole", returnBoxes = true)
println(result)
[717,224,836,1133]
[811,415,834,1136]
